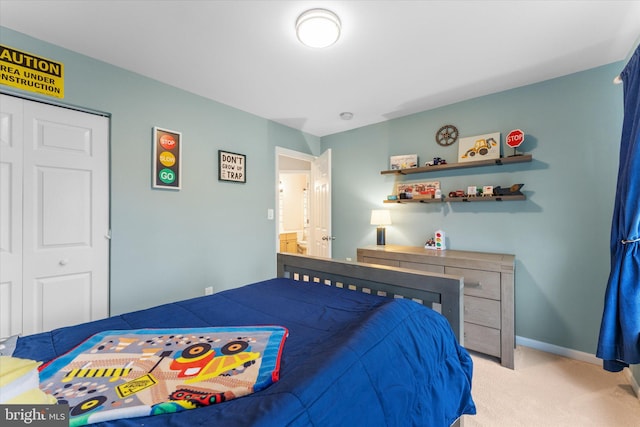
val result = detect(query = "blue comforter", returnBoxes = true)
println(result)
[14,278,476,426]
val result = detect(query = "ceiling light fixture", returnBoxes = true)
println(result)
[296,9,341,48]
[340,112,353,120]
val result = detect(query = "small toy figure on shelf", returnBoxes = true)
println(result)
[425,230,446,250]
[482,185,494,197]
[426,157,447,166]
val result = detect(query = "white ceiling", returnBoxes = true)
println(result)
[1,1,640,137]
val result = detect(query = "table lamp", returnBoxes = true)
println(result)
[370,210,391,245]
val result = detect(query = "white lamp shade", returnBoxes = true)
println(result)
[296,9,341,48]
[370,210,391,226]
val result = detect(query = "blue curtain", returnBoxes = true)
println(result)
[596,44,640,372]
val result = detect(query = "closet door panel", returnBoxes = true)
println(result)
[22,100,109,335]
[0,95,23,337]
[37,273,92,332]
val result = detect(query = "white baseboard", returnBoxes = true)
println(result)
[516,335,640,399]
[624,368,640,400]
[515,335,600,365]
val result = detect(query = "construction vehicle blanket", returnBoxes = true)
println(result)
[38,326,288,426]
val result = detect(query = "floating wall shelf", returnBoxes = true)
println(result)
[384,194,526,204]
[381,154,532,175]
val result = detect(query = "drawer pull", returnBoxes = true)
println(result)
[466,282,482,288]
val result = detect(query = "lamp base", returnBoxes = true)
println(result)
[376,227,386,245]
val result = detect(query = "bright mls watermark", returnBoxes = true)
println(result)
[1,405,68,426]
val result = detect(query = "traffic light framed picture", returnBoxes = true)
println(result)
[152,126,182,190]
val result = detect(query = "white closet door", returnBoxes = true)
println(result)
[0,95,24,337]
[0,94,110,336]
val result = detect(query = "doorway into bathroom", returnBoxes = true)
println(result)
[275,147,332,258]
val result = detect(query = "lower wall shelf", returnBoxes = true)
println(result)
[385,194,526,204]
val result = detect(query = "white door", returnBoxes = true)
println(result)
[310,149,332,258]
[0,94,110,336]
[0,95,24,337]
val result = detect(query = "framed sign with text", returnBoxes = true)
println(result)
[153,127,182,190]
[218,150,246,183]
[0,44,65,98]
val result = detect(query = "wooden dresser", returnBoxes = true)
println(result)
[357,245,515,369]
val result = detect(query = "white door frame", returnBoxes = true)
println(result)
[1,89,110,118]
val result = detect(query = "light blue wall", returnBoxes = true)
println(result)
[1,26,631,360]
[0,27,320,315]
[322,63,624,355]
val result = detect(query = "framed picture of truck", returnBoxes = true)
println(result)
[458,132,500,163]
[390,154,418,170]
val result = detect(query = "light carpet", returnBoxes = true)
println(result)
[463,346,640,427]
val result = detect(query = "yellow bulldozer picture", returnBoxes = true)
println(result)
[461,137,497,158]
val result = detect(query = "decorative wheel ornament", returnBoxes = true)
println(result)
[435,125,459,146]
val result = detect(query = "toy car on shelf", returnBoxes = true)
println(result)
[426,157,447,166]
[493,183,524,196]
[448,190,466,198]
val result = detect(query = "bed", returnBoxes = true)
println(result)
[7,253,475,426]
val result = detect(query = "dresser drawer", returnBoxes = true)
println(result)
[464,296,500,329]
[400,261,445,274]
[361,256,399,267]
[445,266,500,300]
[464,322,501,357]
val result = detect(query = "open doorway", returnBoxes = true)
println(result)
[278,165,310,255]
[275,147,332,258]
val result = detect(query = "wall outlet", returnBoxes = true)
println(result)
[204,286,214,295]
[346,257,352,262]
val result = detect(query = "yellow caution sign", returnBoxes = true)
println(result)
[0,44,64,98]
[116,373,158,398]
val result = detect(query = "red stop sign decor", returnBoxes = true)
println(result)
[506,129,524,148]
[159,134,176,150]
